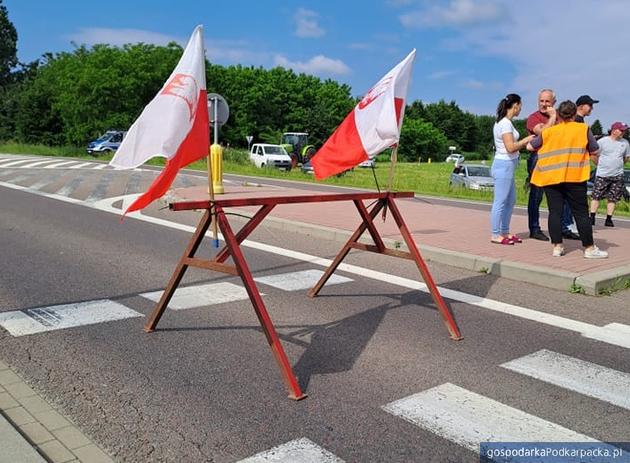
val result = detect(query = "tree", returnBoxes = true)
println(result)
[398,118,448,162]
[0,0,18,87]
[591,119,603,137]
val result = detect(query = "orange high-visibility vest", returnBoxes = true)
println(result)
[531,122,591,187]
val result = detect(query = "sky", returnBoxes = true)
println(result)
[5,0,630,130]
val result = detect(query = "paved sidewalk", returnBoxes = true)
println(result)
[0,360,114,463]
[173,184,630,295]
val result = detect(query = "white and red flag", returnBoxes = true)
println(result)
[311,49,415,180]
[110,25,209,214]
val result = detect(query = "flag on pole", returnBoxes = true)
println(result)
[110,25,209,214]
[311,49,416,180]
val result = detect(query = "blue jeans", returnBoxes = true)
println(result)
[491,158,518,235]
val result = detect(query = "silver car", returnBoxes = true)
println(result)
[449,164,494,190]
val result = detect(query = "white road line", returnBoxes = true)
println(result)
[254,269,352,291]
[0,300,142,337]
[501,349,630,410]
[0,158,36,168]
[3,184,630,352]
[69,162,94,169]
[43,161,79,169]
[603,323,630,335]
[237,438,345,463]
[141,282,253,310]
[13,159,56,168]
[92,164,107,169]
[382,383,597,453]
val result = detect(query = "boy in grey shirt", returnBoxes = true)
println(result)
[590,121,630,226]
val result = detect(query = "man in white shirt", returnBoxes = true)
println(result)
[589,121,630,227]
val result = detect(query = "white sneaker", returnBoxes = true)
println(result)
[584,246,608,259]
[552,246,565,257]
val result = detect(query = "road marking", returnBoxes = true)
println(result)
[69,162,94,169]
[237,438,344,463]
[54,176,84,197]
[501,349,630,410]
[92,164,107,169]
[0,300,142,337]
[603,322,630,335]
[27,171,68,191]
[141,282,253,310]
[43,161,79,169]
[3,184,630,352]
[0,158,35,168]
[14,159,57,168]
[254,269,352,291]
[382,383,596,453]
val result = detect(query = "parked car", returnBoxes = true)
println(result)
[449,164,494,190]
[445,153,465,163]
[358,158,375,168]
[249,143,292,169]
[86,130,126,156]
[300,160,352,177]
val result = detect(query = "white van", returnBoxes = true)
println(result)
[249,143,292,169]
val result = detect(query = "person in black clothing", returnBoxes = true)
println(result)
[575,95,599,123]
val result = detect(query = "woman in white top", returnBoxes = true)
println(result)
[490,94,533,244]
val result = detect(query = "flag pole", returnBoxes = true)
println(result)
[208,97,219,247]
[382,146,398,221]
[386,146,398,192]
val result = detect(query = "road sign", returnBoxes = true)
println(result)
[207,93,230,127]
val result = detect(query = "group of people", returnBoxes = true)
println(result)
[490,88,630,258]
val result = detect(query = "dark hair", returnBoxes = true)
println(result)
[557,100,577,121]
[496,94,521,122]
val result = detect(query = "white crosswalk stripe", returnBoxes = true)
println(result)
[382,383,597,453]
[254,269,353,291]
[0,300,143,337]
[237,438,345,463]
[16,159,60,168]
[43,160,80,169]
[0,158,36,168]
[501,349,630,410]
[69,162,95,169]
[141,282,254,310]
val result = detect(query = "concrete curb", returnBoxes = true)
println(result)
[0,360,115,463]
[254,213,628,294]
[575,264,630,295]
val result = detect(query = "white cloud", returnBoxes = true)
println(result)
[293,8,325,38]
[428,70,456,80]
[400,0,504,28]
[67,27,265,65]
[446,1,630,126]
[68,28,181,46]
[348,42,372,50]
[274,54,350,76]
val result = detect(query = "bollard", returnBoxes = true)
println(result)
[211,143,224,194]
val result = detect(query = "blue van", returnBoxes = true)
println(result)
[86,131,126,156]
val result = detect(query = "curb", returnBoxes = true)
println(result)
[252,213,627,294]
[0,360,115,463]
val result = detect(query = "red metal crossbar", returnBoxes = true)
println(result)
[144,191,462,400]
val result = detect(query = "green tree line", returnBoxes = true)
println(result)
[0,0,513,162]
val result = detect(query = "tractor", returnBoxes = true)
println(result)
[280,132,317,168]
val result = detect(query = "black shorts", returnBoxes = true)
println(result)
[591,175,625,202]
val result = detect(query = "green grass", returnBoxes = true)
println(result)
[2,142,629,216]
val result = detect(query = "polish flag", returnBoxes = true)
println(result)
[311,50,415,180]
[110,25,209,214]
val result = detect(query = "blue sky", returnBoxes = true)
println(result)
[5,0,630,128]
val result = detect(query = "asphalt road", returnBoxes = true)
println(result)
[1,157,630,462]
